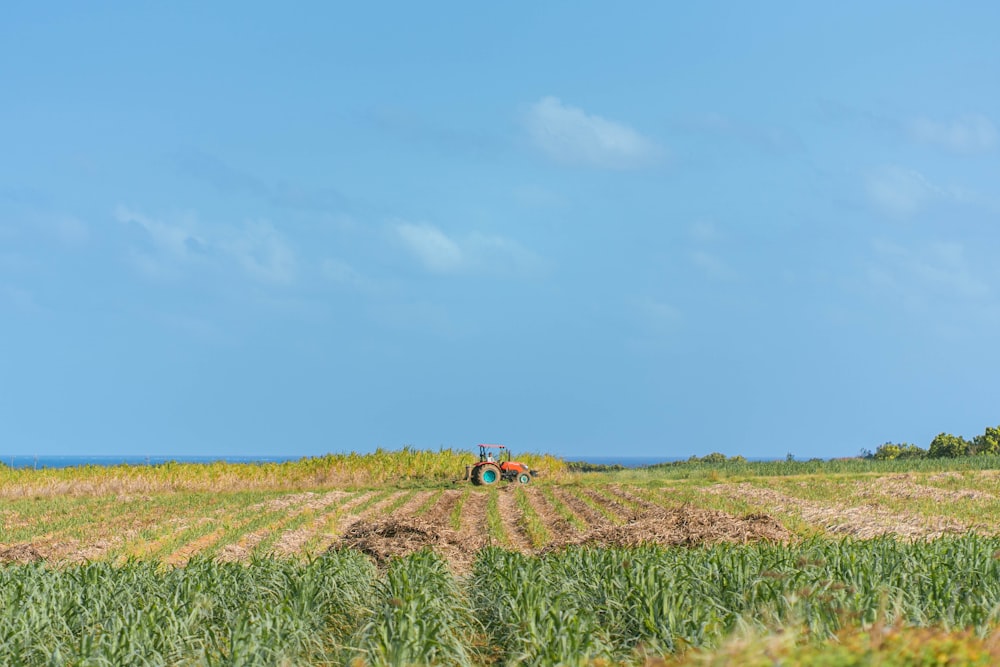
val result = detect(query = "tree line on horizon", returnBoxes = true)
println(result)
[865,425,1000,460]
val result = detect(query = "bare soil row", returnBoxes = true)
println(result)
[1,479,988,566]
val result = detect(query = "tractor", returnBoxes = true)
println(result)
[462,444,538,485]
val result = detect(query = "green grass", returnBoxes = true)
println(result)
[485,488,508,546]
[592,454,1000,484]
[514,487,550,548]
[450,488,469,531]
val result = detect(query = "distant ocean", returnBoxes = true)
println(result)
[0,455,303,470]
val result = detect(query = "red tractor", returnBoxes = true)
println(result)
[462,444,538,485]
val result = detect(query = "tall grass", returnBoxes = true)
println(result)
[5,538,1000,664]
[472,535,1000,663]
[602,455,1000,483]
[0,552,375,665]
[351,550,477,666]
[0,448,567,497]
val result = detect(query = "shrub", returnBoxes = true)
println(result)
[871,442,927,460]
[927,433,972,458]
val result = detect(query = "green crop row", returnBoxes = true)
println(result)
[5,537,1000,665]
[472,536,1000,665]
[0,552,375,665]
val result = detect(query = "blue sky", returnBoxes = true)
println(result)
[2,3,999,459]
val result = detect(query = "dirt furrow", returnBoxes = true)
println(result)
[496,488,533,552]
[386,490,437,520]
[525,487,582,543]
[337,491,407,532]
[460,491,490,544]
[270,491,366,556]
[711,483,969,539]
[422,490,462,527]
[861,477,996,504]
[553,488,615,530]
[217,491,371,561]
[580,487,638,519]
[607,485,661,511]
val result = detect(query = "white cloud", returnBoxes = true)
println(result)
[116,206,206,260]
[690,250,735,280]
[394,222,465,273]
[393,221,540,276]
[633,297,683,334]
[116,206,296,284]
[689,221,724,243]
[865,166,938,218]
[865,166,975,219]
[867,240,989,312]
[908,114,997,154]
[525,96,659,169]
[221,220,296,284]
[321,258,377,292]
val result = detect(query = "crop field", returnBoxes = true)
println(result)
[4,454,1000,664]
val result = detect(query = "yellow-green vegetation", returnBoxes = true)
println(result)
[450,487,469,531]
[672,624,1000,666]
[485,487,508,546]
[0,447,567,497]
[514,486,549,548]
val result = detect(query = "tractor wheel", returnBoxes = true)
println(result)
[517,472,532,484]
[475,463,501,486]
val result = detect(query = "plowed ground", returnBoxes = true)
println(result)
[2,476,988,567]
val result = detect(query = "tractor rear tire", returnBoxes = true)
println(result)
[517,472,532,484]
[474,463,501,486]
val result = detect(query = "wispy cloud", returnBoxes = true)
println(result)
[393,221,541,276]
[632,297,683,335]
[688,221,724,243]
[525,96,659,169]
[907,114,997,154]
[321,258,378,292]
[116,206,297,284]
[690,250,735,280]
[867,240,990,312]
[687,221,735,280]
[865,166,937,218]
[395,222,465,273]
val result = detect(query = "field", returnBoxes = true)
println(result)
[4,453,1000,664]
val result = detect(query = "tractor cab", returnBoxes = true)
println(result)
[479,444,509,464]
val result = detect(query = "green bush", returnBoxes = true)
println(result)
[927,433,972,458]
[871,442,927,461]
